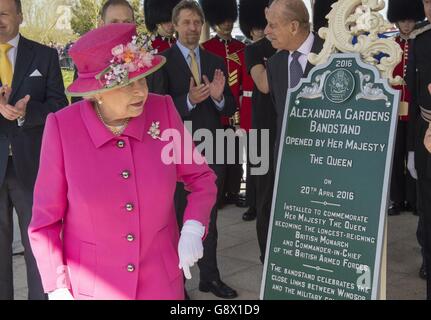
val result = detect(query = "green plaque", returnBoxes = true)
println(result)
[261,54,400,300]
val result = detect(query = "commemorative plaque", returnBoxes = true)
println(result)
[261,53,400,300]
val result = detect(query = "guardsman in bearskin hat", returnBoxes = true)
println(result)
[406,0,431,297]
[238,0,265,223]
[312,0,337,34]
[387,0,424,217]
[388,0,426,282]
[144,0,180,53]
[236,0,261,221]
[240,0,278,263]
[200,0,246,208]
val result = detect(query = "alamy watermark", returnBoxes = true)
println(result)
[159,121,270,176]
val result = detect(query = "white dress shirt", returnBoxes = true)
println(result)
[6,33,20,71]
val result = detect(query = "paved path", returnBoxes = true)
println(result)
[12,205,426,300]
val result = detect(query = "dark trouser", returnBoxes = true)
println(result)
[0,158,46,300]
[255,158,275,264]
[416,178,431,299]
[390,120,416,205]
[223,164,243,197]
[415,116,431,299]
[416,181,425,251]
[253,126,276,264]
[245,162,256,209]
[221,126,243,200]
[175,164,226,282]
[245,132,256,209]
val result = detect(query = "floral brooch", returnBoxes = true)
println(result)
[148,121,161,140]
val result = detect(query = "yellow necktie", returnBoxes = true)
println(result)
[189,49,201,85]
[0,43,13,87]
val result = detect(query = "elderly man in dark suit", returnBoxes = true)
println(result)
[0,0,68,300]
[265,0,324,166]
[158,0,238,299]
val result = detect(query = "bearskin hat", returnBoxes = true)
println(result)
[239,0,269,39]
[144,0,181,32]
[312,0,337,33]
[200,0,238,27]
[387,0,425,23]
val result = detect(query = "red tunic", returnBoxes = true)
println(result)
[392,36,412,121]
[202,36,246,126]
[151,35,176,54]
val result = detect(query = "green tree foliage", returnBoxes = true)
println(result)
[21,0,147,44]
[129,0,147,34]
[70,0,103,36]
[21,0,76,44]
[71,0,147,36]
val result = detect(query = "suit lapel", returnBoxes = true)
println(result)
[199,47,210,81]
[10,36,35,102]
[279,50,290,103]
[172,44,193,80]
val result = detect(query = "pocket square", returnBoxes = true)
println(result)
[29,69,42,77]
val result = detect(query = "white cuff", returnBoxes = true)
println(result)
[181,220,205,238]
[212,96,225,110]
[187,94,197,111]
[17,116,25,127]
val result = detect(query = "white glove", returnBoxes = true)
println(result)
[407,151,418,180]
[48,288,74,300]
[424,123,431,154]
[178,220,205,280]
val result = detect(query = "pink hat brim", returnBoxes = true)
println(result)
[66,55,166,97]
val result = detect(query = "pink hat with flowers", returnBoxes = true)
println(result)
[66,23,165,97]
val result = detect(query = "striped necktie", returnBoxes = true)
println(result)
[289,51,303,89]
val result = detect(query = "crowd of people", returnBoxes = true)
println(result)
[48,41,75,70]
[0,0,431,300]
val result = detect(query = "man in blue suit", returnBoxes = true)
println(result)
[0,0,68,300]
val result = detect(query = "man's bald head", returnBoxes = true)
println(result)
[273,0,310,31]
[264,0,310,51]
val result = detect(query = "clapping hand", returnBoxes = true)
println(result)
[202,69,225,102]
[0,85,11,105]
[0,86,30,121]
[188,77,210,105]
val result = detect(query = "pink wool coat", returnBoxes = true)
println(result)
[28,94,217,300]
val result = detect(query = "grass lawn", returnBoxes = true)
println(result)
[62,69,74,87]
[61,69,74,104]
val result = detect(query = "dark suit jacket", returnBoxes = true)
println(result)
[0,35,68,189]
[267,34,324,159]
[406,28,431,177]
[158,44,236,155]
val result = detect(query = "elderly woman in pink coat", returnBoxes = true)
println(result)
[28,23,217,300]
